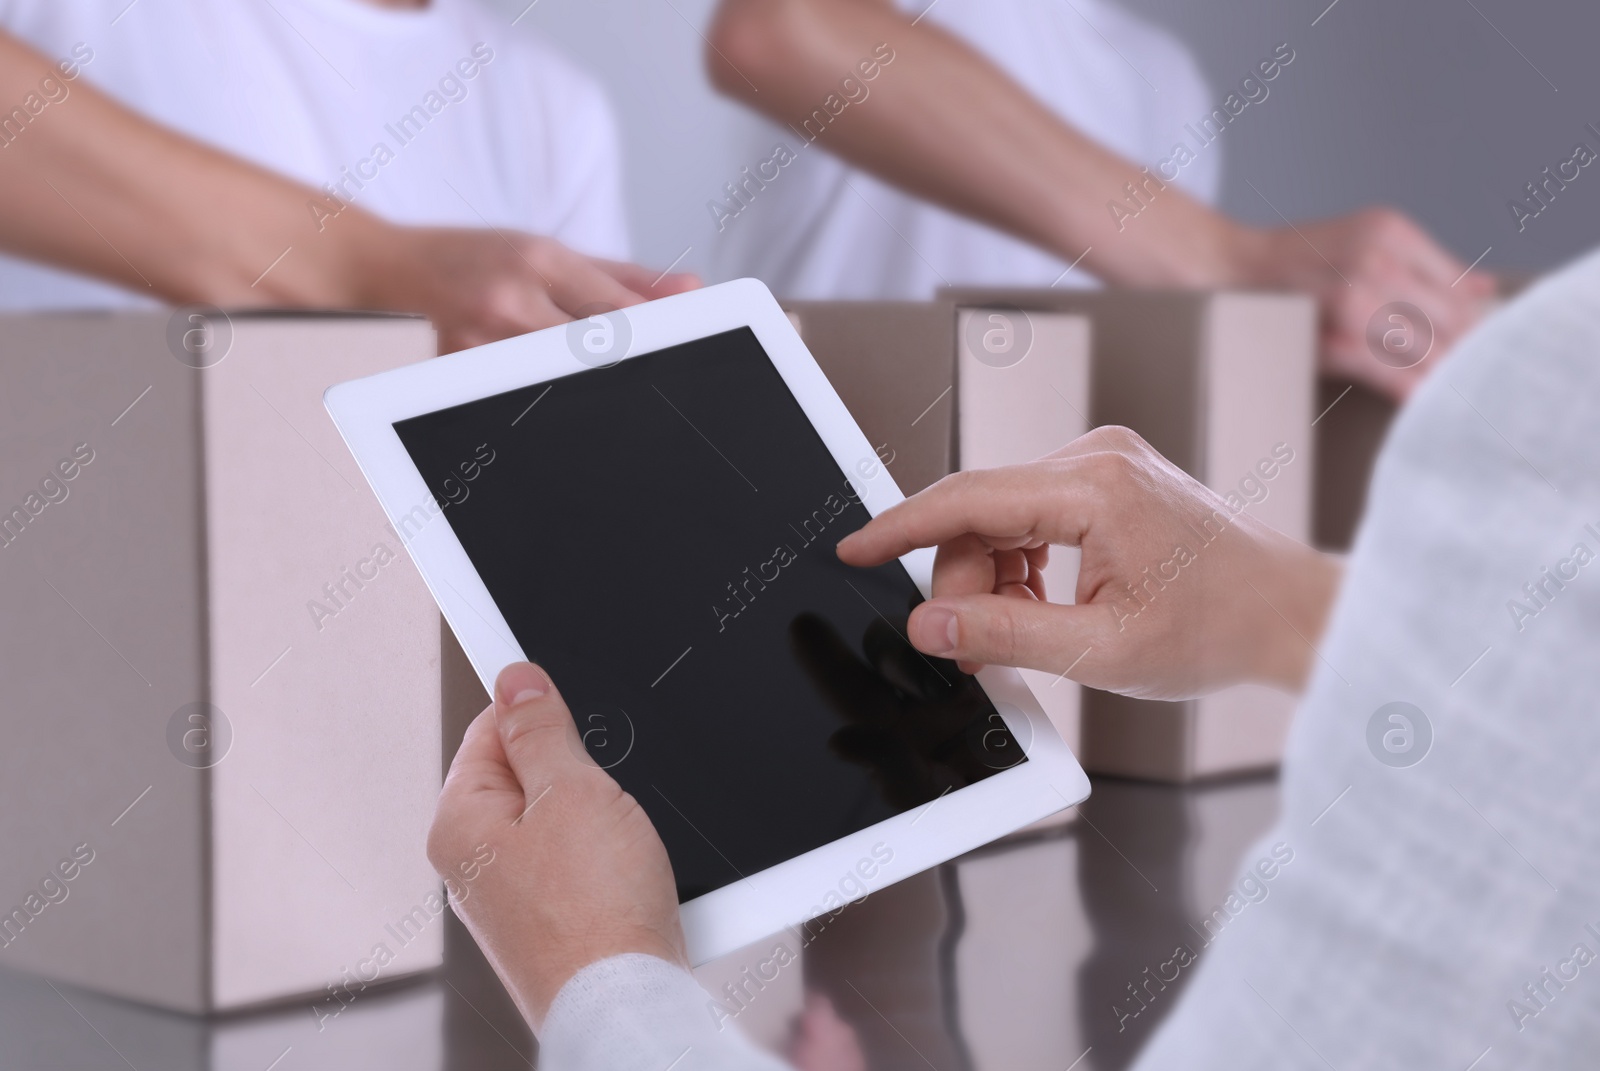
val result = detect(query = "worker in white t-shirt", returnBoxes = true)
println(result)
[0,0,693,352]
[704,0,1492,402]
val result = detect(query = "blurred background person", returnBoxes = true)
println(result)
[705,0,1494,400]
[0,0,694,352]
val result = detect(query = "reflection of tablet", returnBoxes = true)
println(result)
[325,279,1089,964]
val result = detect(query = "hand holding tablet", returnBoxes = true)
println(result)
[428,661,687,1029]
[325,279,1089,965]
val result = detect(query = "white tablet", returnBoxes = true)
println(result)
[324,278,1089,964]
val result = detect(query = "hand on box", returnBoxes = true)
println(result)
[363,228,699,355]
[835,426,1343,699]
[428,661,684,1031]
[1228,207,1495,402]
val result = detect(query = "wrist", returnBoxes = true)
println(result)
[507,926,687,1031]
[1248,532,1342,693]
[157,181,396,309]
[1078,198,1268,290]
[305,210,407,311]
[209,206,409,311]
[1209,217,1277,290]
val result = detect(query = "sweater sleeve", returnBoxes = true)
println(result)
[539,954,796,1071]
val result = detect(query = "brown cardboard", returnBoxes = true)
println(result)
[1312,378,1395,551]
[942,289,1317,783]
[783,302,958,496]
[0,958,448,1071]
[785,301,1091,753]
[0,310,443,1012]
[953,308,1092,753]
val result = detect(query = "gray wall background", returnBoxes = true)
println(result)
[493,0,1600,280]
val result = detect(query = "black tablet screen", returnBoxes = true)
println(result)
[394,327,1022,901]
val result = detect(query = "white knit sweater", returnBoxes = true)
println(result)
[541,247,1600,1069]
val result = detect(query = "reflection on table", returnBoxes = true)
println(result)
[0,774,1278,1071]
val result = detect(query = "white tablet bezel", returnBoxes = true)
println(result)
[324,278,1090,964]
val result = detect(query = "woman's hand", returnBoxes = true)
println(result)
[428,662,685,1032]
[836,426,1342,699]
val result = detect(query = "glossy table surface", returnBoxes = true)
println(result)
[0,774,1279,1071]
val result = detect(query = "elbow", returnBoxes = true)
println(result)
[707,0,818,101]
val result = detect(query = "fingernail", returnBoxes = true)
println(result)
[917,606,959,655]
[496,662,548,708]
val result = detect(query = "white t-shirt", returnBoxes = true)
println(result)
[0,0,627,310]
[711,0,1221,299]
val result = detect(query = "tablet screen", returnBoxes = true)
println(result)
[394,327,1023,901]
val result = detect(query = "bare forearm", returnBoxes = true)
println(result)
[708,0,1245,287]
[1249,532,1343,694]
[0,31,701,355]
[0,31,383,306]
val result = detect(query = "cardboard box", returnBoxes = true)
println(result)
[0,959,447,1071]
[0,310,443,1012]
[781,302,959,496]
[943,290,1316,782]
[1312,378,1395,551]
[784,300,1091,752]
